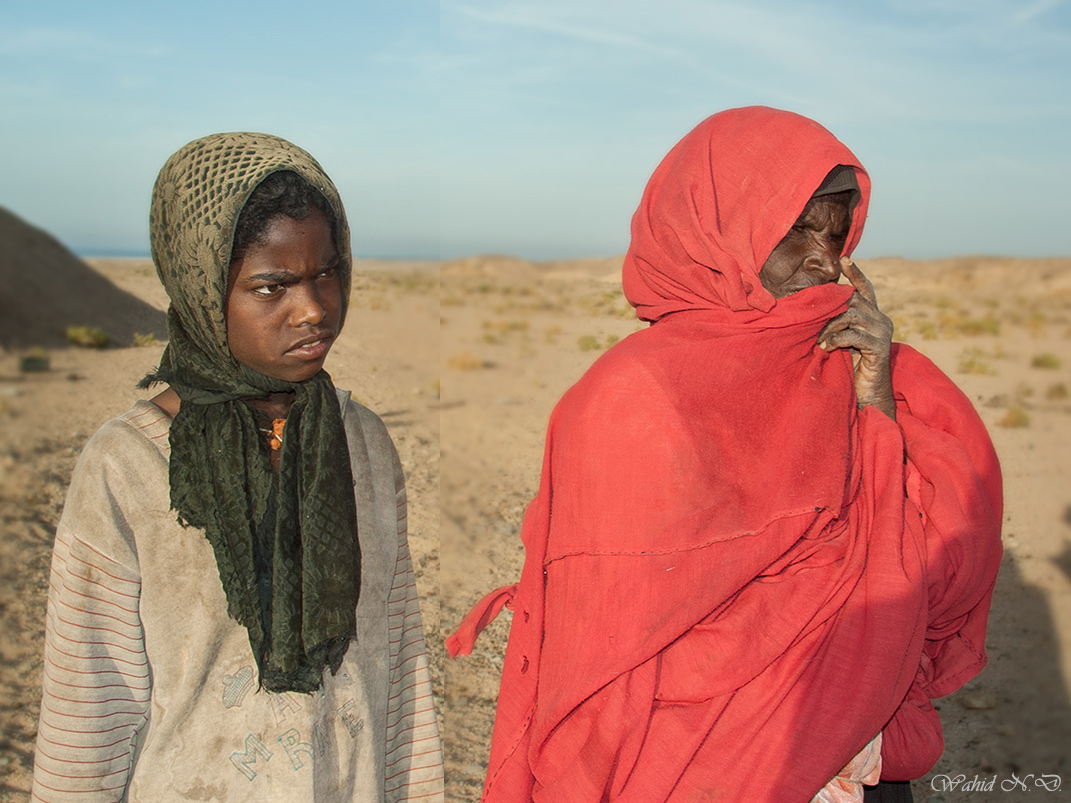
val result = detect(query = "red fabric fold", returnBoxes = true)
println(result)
[453,107,1003,802]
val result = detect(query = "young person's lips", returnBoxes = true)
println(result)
[286,333,334,360]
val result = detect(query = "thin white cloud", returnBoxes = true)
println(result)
[0,26,101,55]
[446,2,664,52]
[454,0,1069,125]
[1013,0,1068,23]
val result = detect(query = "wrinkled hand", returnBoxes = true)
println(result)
[817,258,896,420]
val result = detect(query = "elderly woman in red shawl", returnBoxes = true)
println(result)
[448,106,1003,803]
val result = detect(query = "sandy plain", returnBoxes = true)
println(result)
[2,213,1070,802]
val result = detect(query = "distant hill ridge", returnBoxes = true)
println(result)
[0,207,166,349]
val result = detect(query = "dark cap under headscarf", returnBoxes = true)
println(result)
[811,164,859,200]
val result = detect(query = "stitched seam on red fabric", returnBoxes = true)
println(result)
[483,705,535,796]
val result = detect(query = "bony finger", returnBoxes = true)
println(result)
[841,257,877,305]
[840,257,869,287]
[818,328,845,350]
[818,328,850,351]
[819,327,874,353]
[817,315,852,344]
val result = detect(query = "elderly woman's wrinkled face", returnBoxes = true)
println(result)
[759,191,853,299]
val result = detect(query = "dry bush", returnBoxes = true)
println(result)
[1031,353,1062,369]
[1045,383,1069,401]
[997,406,1031,428]
[65,325,109,348]
[939,313,1001,338]
[957,348,997,375]
[918,319,939,340]
[1024,312,1048,337]
[447,352,485,371]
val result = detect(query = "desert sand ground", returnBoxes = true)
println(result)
[440,255,1071,803]
[2,239,1070,802]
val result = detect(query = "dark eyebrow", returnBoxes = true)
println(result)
[240,270,300,285]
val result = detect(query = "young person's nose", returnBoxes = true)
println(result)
[292,284,327,326]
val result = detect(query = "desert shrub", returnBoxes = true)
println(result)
[916,319,939,341]
[997,406,1030,428]
[1025,312,1048,337]
[448,352,483,370]
[1045,383,1069,401]
[957,348,996,375]
[957,316,1001,336]
[940,314,1000,338]
[483,320,529,335]
[66,326,109,348]
[19,347,50,372]
[1031,353,1062,369]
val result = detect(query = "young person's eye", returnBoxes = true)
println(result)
[316,266,339,280]
[252,284,283,297]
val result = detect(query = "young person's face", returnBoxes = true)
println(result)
[225,208,343,382]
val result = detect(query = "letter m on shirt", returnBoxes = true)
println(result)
[230,734,274,781]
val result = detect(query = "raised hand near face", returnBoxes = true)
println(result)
[817,258,896,420]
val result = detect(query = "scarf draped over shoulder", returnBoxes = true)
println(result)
[143,133,359,693]
[448,107,1003,801]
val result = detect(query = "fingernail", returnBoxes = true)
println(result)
[818,340,828,350]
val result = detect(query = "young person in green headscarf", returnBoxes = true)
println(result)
[31,133,444,801]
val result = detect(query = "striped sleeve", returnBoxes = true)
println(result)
[31,529,149,802]
[383,483,444,802]
[31,421,153,803]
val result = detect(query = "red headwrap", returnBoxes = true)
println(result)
[449,106,1003,802]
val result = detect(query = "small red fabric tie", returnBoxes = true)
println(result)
[446,584,518,658]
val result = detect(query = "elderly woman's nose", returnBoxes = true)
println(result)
[804,241,842,280]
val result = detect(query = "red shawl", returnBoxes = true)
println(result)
[449,107,1003,802]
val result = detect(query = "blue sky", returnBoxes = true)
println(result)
[2,1,1069,260]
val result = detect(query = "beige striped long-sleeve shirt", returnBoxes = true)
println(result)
[32,392,443,802]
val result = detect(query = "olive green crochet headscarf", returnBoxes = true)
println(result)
[142,132,359,693]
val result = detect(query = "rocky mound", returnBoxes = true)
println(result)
[0,207,166,350]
